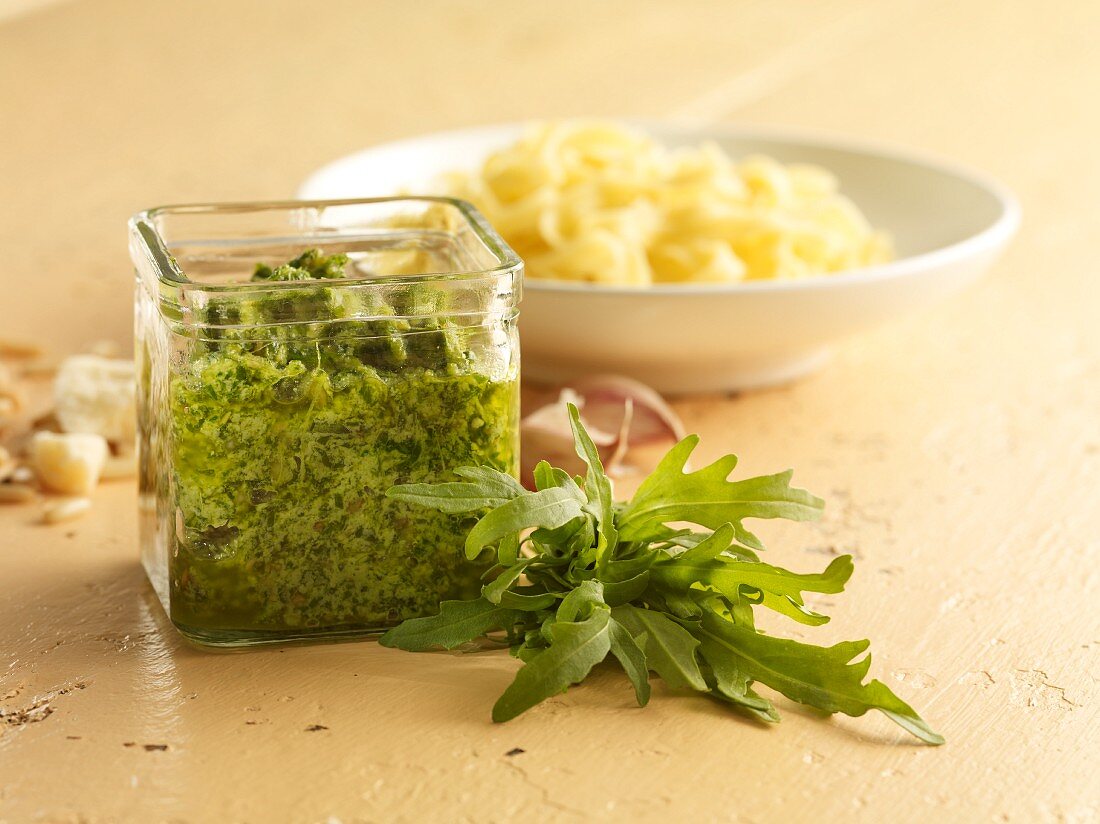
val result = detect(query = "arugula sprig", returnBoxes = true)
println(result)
[381,405,943,745]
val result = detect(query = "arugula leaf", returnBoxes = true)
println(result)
[696,608,944,745]
[379,598,516,651]
[757,591,831,627]
[665,529,760,564]
[697,630,779,723]
[599,552,657,583]
[464,486,584,559]
[381,410,942,745]
[599,571,651,606]
[483,561,533,604]
[556,580,606,622]
[731,523,766,553]
[496,532,520,567]
[567,404,618,569]
[532,459,586,500]
[611,604,708,691]
[661,590,705,620]
[454,465,527,496]
[608,618,650,707]
[651,554,853,623]
[674,523,738,562]
[498,589,559,611]
[530,515,595,558]
[617,436,824,542]
[387,465,524,514]
[492,609,611,722]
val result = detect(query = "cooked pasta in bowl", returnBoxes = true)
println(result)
[299,121,1019,392]
[439,121,892,287]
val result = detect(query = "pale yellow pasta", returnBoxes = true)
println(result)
[442,121,891,286]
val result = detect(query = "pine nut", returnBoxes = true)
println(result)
[42,497,92,523]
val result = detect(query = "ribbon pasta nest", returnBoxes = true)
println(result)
[442,121,892,286]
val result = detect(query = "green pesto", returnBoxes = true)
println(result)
[168,250,518,640]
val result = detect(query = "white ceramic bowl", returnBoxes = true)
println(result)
[299,123,1020,393]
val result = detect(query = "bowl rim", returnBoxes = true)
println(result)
[298,121,1021,297]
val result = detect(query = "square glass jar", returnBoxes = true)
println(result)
[130,198,522,647]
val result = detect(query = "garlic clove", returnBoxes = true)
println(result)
[520,376,683,486]
[520,389,619,484]
[567,374,686,446]
[603,397,635,476]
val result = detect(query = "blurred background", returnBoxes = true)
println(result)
[3,0,1094,355]
[2,3,1099,821]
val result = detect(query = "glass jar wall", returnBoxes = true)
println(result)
[130,198,522,647]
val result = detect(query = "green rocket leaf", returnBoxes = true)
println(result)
[696,607,943,745]
[608,618,651,707]
[464,486,584,559]
[617,436,824,542]
[492,609,611,722]
[387,464,524,514]
[379,598,516,651]
[382,411,942,745]
[611,604,707,691]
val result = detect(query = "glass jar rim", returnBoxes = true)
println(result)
[130,196,523,327]
[130,195,522,290]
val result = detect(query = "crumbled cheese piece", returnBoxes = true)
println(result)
[54,355,136,446]
[30,431,108,495]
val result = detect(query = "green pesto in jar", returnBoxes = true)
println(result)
[168,250,517,639]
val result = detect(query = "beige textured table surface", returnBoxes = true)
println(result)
[2,1,1098,822]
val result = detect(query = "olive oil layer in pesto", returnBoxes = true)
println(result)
[170,250,517,635]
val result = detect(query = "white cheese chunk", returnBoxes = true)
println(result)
[31,431,108,495]
[54,355,136,447]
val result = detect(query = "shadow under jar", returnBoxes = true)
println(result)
[130,197,522,648]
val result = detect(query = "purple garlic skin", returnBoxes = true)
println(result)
[520,377,684,487]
